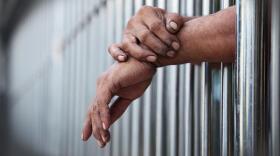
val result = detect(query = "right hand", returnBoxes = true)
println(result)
[109,6,185,63]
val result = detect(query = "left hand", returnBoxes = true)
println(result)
[81,58,156,148]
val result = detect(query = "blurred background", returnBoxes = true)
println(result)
[0,0,278,156]
[0,0,233,155]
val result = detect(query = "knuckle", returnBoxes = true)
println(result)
[138,30,150,43]
[164,35,177,46]
[100,106,109,113]
[121,39,130,51]
[134,51,145,59]
[92,105,98,112]
[127,35,137,43]
[149,21,162,32]
[126,17,137,29]
[92,127,98,135]
[138,6,153,14]
[155,44,168,55]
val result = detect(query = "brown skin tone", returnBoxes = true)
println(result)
[111,6,236,65]
[82,58,156,147]
[82,6,236,147]
[109,6,188,62]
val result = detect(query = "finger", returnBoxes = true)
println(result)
[108,43,128,62]
[99,128,111,143]
[93,99,111,144]
[129,24,169,56]
[122,34,157,62]
[143,15,180,52]
[81,111,93,141]
[109,97,132,125]
[98,104,110,130]
[165,12,185,33]
[95,75,114,130]
[91,105,105,147]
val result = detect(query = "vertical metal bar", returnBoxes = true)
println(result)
[105,1,116,156]
[122,1,134,155]
[184,0,195,156]
[193,65,201,156]
[235,0,270,155]
[270,0,279,155]
[142,0,154,155]
[130,2,144,156]
[61,1,70,155]
[201,1,212,156]
[193,1,203,156]
[177,1,187,156]
[221,64,233,156]
[85,3,95,155]
[220,1,235,156]
[111,0,123,156]
[155,0,165,155]
[165,1,180,156]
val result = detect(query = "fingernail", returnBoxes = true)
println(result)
[172,42,180,50]
[102,123,107,130]
[167,51,175,57]
[118,55,126,61]
[146,56,157,62]
[169,21,178,30]
[102,135,106,142]
[81,133,84,140]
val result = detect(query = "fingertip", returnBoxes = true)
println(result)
[81,120,92,141]
[101,131,110,143]
[81,131,90,141]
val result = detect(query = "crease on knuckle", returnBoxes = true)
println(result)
[154,9,165,21]
[138,30,150,44]
[164,34,177,46]
[154,43,168,55]
[134,51,145,59]
[149,21,162,33]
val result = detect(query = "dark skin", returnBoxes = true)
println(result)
[82,5,236,147]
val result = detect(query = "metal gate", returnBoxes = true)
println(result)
[5,0,279,156]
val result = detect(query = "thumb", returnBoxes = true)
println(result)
[165,12,185,34]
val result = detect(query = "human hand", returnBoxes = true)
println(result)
[81,58,156,147]
[109,6,185,63]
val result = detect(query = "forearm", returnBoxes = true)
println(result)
[157,6,236,66]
